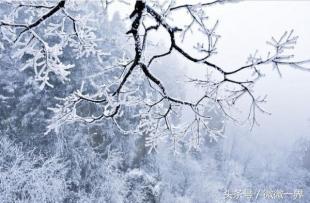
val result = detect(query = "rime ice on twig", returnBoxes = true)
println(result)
[0,0,105,89]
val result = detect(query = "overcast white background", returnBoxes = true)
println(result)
[207,1,310,148]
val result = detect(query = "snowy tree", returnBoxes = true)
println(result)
[1,1,310,202]
[1,0,309,152]
[0,135,68,202]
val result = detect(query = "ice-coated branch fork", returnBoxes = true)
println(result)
[0,0,103,89]
[109,0,310,151]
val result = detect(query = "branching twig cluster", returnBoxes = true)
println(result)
[0,0,105,89]
[109,0,310,151]
[2,0,309,152]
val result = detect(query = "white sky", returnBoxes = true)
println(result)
[204,1,310,148]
